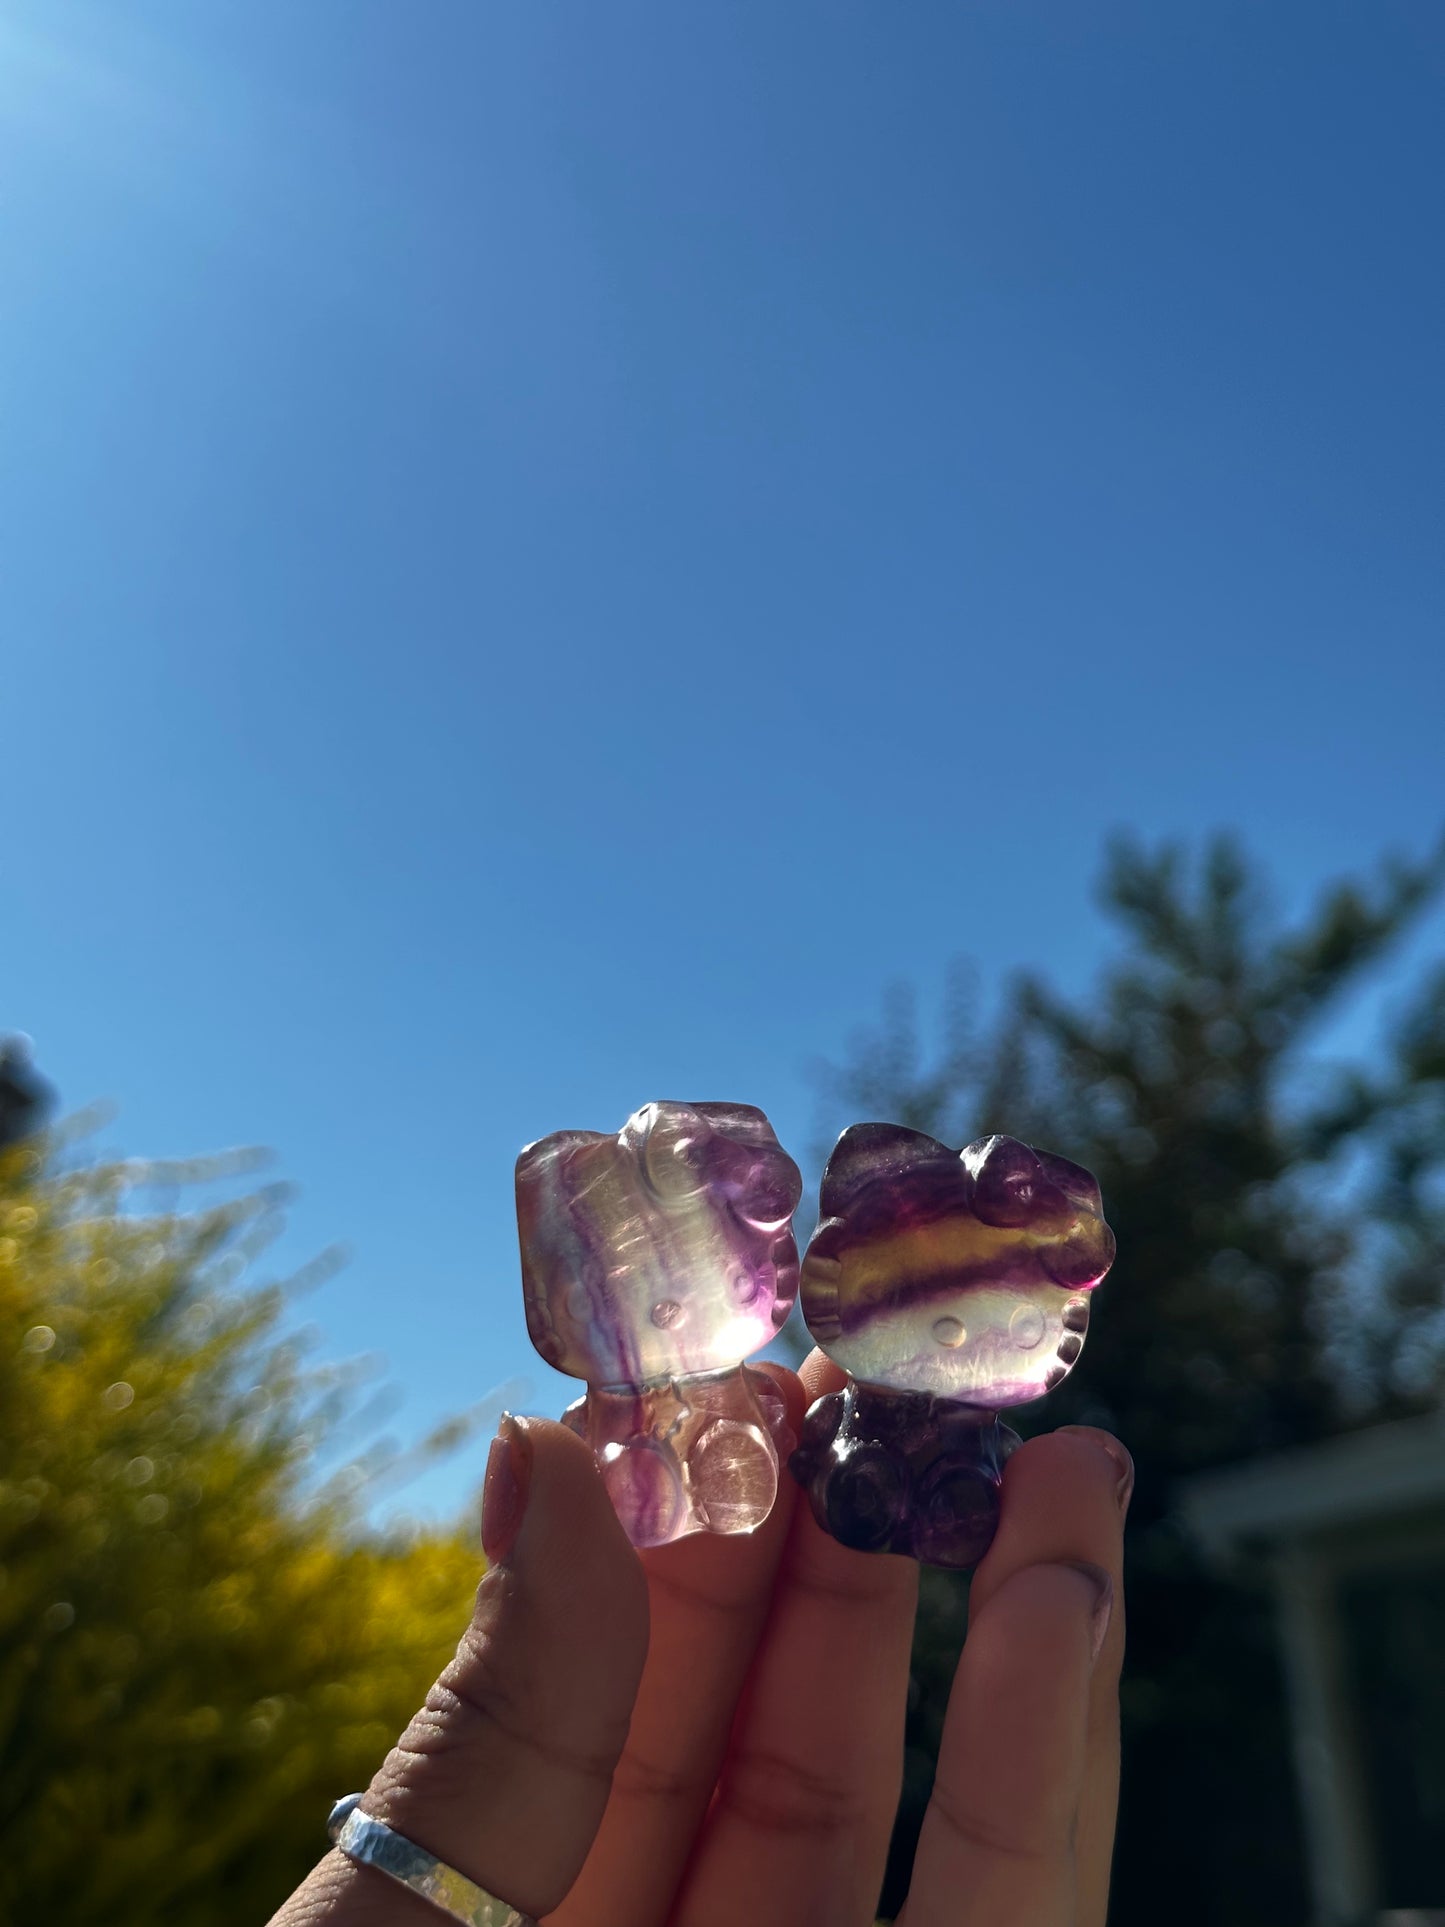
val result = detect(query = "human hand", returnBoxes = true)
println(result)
[272,1351,1130,1927]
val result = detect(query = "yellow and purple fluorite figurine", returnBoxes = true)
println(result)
[516,1100,802,1548]
[790,1126,1115,1569]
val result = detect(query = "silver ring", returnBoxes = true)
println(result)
[328,1794,537,1927]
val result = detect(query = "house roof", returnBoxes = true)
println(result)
[1179,1408,1445,1558]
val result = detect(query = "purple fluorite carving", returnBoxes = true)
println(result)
[794,1384,1019,1567]
[517,1100,802,1547]
[791,1127,1114,1568]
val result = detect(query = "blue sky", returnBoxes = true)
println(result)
[4,1,1442,1519]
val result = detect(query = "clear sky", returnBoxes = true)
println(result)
[4,1,1442,1520]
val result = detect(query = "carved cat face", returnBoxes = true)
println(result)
[800,1126,1114,1406]
[517,1100,802,1388]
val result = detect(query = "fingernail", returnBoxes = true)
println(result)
[1058,1426,1134,1514]
[482,1414,532,1565]
[1064,1561,1115,1663]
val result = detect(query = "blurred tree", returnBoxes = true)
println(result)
[0,1107,483,1927]
[0,1040,53,1151]
[814,834,1445,1926]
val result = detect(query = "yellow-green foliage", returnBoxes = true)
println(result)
[0,1135,482,1926]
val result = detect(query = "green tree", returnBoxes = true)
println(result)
[0,1041,52,1152]
[816,834,1445,1926]
[0,1116,484,1927]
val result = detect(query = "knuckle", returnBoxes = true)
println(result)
[374,1620,624,1802]
[611,1743,711,1805]
[717,1745,871,1839]
[928,1783,1073,1866]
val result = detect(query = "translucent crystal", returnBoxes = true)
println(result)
[561,1368,791,1546]
[791,1126,1115,1568]
[792,1384,1019,1566]
[517,1100,802,1547]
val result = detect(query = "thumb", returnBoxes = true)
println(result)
[273,1416,650,1925]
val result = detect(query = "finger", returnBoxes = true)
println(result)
[900,1559,1108,1927]
[672,1351,919,1927]
[968,1425,1131,1927]
[269,1417,649,1927]
[547,1363,807,1927]
[1050,1427,1131,1922]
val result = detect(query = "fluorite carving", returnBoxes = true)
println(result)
[516,1100,802,1547]
[791,1127,1115,1567]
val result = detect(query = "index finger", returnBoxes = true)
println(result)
[671,1351,919,1927]
[547,1363,808,1927]
[269,1418,648,1927]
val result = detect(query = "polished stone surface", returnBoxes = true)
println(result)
[518,1100,801,1544]
[792,1125,1114,1568]
[790,1381,1021,1566]
[800,1126,1114,1406]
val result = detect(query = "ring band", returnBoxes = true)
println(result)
[328,1794,537,1927]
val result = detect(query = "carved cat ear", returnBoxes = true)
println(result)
[818,1122,952,1220]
